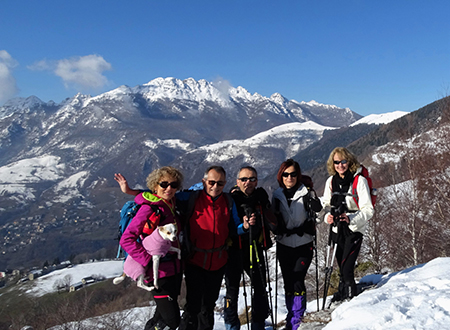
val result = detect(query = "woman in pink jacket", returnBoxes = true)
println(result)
[119,166,183,330]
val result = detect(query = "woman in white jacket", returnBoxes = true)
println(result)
[272,159,322,330]
[322,147,374,302]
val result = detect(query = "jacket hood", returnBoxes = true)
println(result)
[134,192,164,205]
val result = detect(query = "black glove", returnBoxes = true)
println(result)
[303,220,316,236]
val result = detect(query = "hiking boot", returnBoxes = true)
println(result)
[179,312,197,330]
[331,291,342,303]
[251,321,265,330]
[146,320,172,330]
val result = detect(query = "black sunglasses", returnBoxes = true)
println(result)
[207,180,225,187]
[333,159,348,165]
[282,171,297,178]
[238,177,257,182]
[158,181,180,189]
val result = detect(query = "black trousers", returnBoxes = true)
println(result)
[145,272,182,330]
[179,263,226,330]
[277,241,313,295]
[224,245,270,326]
[335,231,363,287]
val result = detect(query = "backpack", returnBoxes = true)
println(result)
[116,200,164,258]
[352,165,377,208]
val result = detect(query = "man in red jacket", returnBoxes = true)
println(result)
[179,166,243,330]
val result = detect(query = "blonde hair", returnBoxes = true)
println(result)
[326,147,360,176]
[146,166,184,191]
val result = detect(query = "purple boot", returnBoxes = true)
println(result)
[284,294,293,330]
[290,293,306,330]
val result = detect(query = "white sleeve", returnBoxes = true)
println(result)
[347,175,374,233]
[321,176,333,223]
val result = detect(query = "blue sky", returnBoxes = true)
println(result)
[1,0,449,115]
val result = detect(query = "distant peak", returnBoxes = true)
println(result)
[2,95,45,108]
[270,93,288,104]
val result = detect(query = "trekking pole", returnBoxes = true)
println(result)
[237,235,250,330]
[274,241,278,329]
[248,221,255,318]
[257,205,275,329]
[259,242,275,328]
[241,268,250,330]
[263,246,275,329]
[314,229,319,312]
[322,225,336,310]
[306,189,320,312]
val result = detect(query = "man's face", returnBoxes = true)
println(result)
[236,168,258,196]
[203,169,226,198]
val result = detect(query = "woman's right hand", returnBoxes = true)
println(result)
[114,173,130,194]
[326,214,334,225]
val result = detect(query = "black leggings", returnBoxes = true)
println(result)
[334,232,363,285]
[146,273,182,330]
[277,241,313,295]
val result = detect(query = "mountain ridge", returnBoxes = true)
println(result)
[0,77,404,270]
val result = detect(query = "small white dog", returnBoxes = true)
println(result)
[113,222,181,291]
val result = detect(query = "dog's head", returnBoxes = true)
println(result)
[158,223,178,242]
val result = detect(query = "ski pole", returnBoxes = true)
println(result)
[314,229,319,312]
[258,205,275,328]
[322,225,333,310]
[241,268,250,330]
[249,222,255,316]
[274,240,278,329]
[322,228,336,310]
[261,244,275,328]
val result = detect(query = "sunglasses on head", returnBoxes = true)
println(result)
[207,180,225,187]
[238,177,257,183]
[158,181,180,189]
[282,171,297,178]
[333,159,348,165]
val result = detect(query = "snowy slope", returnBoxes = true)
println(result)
[24,260,123,297]
[350,111,408,126]
[38,258,450,329]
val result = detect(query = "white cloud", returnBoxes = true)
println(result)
[29,54,112,91]
[212,76,233,96]
[0,50,19,102]
[28,59,51,71]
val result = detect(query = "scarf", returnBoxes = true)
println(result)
[283,187,297,207]
[331,170,354,245]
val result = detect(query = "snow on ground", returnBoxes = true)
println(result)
[350,111,408,126]
[323,257,450,330]
[29,258,450,329]
[25,260,123,297]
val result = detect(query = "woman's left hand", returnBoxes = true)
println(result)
[339,213,349,224]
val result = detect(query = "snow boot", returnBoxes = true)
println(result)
[145,319,172,330]
[225,324,240,330]
[224,297,240,330]
[344,281,358,300]
[290,292,306,330]
[331,279,345,303]
[251,321,265,330]
[284,294,294,330]
[179,312,197,330]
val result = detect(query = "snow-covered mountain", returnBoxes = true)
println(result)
[0,77,397,270]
